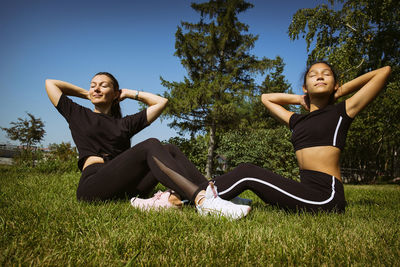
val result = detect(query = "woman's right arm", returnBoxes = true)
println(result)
[45,79,89,107]
[261,93,305,126]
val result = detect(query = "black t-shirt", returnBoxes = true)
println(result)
[289,101,353,152]
[56,94,149,171]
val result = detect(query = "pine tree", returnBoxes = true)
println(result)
[251,56,293,129]
[161,0,273,177]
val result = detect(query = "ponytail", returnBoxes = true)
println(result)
[110,99,122,119]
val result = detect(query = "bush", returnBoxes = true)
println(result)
[35,156,78,173]
[11,142,79,173]
[164,136,208,174]
[35,142,79,173]
[217,127,299,180]
[12,148,43,169]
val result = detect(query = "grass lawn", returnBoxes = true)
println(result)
[1,165,399,266]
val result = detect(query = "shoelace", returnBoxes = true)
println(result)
[153,191,164,200]
[208,181,218,198]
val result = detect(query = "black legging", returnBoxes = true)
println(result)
[152,156,346,213]
[77,138,207,202]
[200,163,346,213]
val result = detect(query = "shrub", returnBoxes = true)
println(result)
[35,142,79,173]
[164,136,208,175]
[11,142,79,173]
[35,156,78,173]
[217,127,299,180]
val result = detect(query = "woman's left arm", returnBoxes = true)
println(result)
[119,89,168,124]
[335,66,391,118]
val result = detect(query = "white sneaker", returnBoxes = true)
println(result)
[231,196,253,205]
[196,182,251,220]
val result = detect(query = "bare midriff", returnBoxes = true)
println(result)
[295,146,342,181]
[83,156,104,170]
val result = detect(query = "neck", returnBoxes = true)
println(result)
[93,104,112,115]
[309,97,331,112]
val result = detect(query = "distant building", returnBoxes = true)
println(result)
[0,143,50,158]
[0,143,20,158]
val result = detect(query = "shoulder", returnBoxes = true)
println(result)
[56,93,74,107]
[57,94,85,111]
[56,94,90,121]
[122,109,148,121]
[334,101,353,120]
[289,112,304,129]
[121,109,150,133]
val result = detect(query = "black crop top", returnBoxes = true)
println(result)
[56,94,149,171]
[289,101,353,151]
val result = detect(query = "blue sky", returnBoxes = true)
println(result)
[0,0,331,147]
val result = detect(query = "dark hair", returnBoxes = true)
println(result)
[302,61,339,105]
[94,72,122,118]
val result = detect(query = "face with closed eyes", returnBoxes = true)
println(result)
[89,75,118,108]
[303,63,338,98]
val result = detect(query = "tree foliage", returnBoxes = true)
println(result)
[249,56,294,130]
[12,142,79,173]
[217,127,299,180]
[161,0,275,177]
[288,0,400,182]
[48,142,78,161]
[35,142,78,173]
[164,136,208,175]
[1,112,46,150]
[289,0,399,77]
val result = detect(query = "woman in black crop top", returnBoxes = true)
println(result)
[45,72,251,220]
[153,62,391,213]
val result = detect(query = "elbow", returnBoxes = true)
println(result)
[384,65,392,75]
[45,79,55,88]
[45,79,52,90]
[261,94,266,102]
[161,97,168,108]
[379,66,392,80]
[261,93,271,104]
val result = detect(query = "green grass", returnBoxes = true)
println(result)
[1,165,399,266]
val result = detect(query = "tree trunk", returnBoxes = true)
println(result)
[205,122,216,179]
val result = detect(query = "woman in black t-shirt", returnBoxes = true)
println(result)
[45,72,251,220]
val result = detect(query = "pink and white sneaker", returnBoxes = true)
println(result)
[130,190,182,211]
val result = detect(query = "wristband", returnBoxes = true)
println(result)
[135,90,139,100]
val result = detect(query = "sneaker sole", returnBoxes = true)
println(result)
[131,198,182,211]
[197,206,251,220]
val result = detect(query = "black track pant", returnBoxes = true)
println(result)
[199,163,346,213]
[77,138,207,202]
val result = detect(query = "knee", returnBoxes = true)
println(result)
[142,138,162,148]
[144,137,161,144]
[163,143,174,150]
[163,143,179,154]
[236,163,258,170]
[235,163,265,176]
